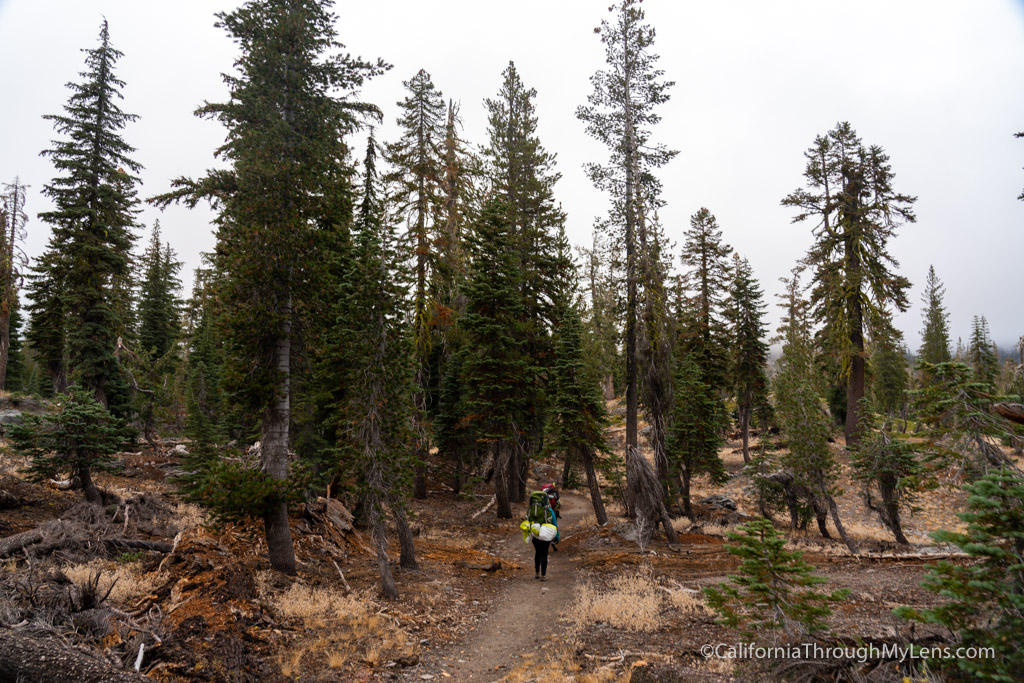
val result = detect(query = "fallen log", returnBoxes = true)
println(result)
[993,402,1024,425]
[0,630,151,683]
[0,520,70,557]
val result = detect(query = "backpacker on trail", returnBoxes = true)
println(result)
[521,490,558,543]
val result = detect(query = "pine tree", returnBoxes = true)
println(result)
[726,254,770,464]
[870,319,909,420]
[895,470,1024,680]
[137,221,182,359]
[5,296,25,393]
[0,179,28,391]
[461,198,528,519]
[783,122,915,445]
[773,271,858,553]
[385,68,446,500]
[577,0,679,546]
[35,20,140,418]
[154,0,388,574]
[703,518,848,641]
[967,315,999,387]
[666,354,728,518]
[918,265,951,365]
[9,385,127,504]
[483,61,568,503]
[549,303,611,525]
[678,208,733,391]
[329,134,417,598]
[849,399,925,544]
[24,240,66,395]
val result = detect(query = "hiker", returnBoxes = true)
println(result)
[521,490,559,581]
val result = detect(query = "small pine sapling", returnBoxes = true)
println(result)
[895,470,1024,681]
[703,518,849,641]
[9,385,127,504]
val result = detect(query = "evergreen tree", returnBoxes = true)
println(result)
[154,0,387,574]
[461,198,528,519]
[967,315,999,387]
[917,265,951,365]
[726,254,770,464]
[483,61,568,503]
[704,518,848,640]
[912,361,1019,478]
[385,68,446,500]
[895,470,1024,680]
[329,134,417,598]
[870,310,909,420]
[783,122,915,445]
[549,303,611,525]
[36,20,140,418]
[137,221,182,358]
[666,354,728,518]
[773,271,858,553]
[5,297,25,393]
[678,208,733,391]
[9,385,127,504]
[579,227,621,401]
[849,400,926,544]
[24,239,66,395]
[577,0,679,545]
[0,179,28,391]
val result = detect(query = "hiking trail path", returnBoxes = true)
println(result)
[401,492,591,681]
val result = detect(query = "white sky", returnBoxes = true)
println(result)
[1,0,1022,353]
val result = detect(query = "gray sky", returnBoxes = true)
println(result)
[1,0,1022,353]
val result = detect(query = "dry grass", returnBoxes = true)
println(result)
[63,561,162,604]
[568,569,663,632]
[270,582,370,623]
[171,502,207,533]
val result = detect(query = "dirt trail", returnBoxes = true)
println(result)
[407,492,590,681]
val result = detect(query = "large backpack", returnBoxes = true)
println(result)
[527,490,554,525]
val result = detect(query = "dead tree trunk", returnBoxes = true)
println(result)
[626,446,679,546]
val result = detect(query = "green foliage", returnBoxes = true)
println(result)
[912,361,1019,479]
[116,551,144,564]
[783,122,915,443]
[703,518,848,640]
[849,399,928,543]
[968,315,999,388]
[9,385,127,503]
[895,471,1024,681]
[918,265,952,366]
[137,221,182,359]
[871,336,909,417]
[33,20,140,418]
[726,253,771,450]
[666,354,728,502]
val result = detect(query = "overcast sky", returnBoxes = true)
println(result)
[1,0,1022,353]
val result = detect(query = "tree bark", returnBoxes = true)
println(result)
[493,441,512,519]
[738,405,751,464]
[367,494,398,600]
[393,504,418,569]
[580,446,608,525]
[0,630,151,683]
[262,292,296,575]
[78,466,102,505]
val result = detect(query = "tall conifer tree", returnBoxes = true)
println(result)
[918,265,951,366]
[35,20,140,417]
[154,0,387,574]
[726,254,770,463]
[783,122,915,444]
[577,0,679,545]
[0,179,28,391]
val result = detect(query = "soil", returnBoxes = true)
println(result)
[1,417,1017,682]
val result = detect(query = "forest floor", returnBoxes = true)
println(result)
[0,396,1019,682]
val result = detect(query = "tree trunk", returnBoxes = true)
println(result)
[738,405,751,464]
[580,445,608,525]
[78,466,102,505]
[0,630,151,683]
[681,467,693,520]
[393,504,418,569]
[823,490,858,554]
[368,495,398,599]
[878,474,909,545]
[603,373,615,401]
[261,293,296,575]
[493,441,512,519]
[560,447,574,489]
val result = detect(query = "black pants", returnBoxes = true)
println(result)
[532,538,551,576]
